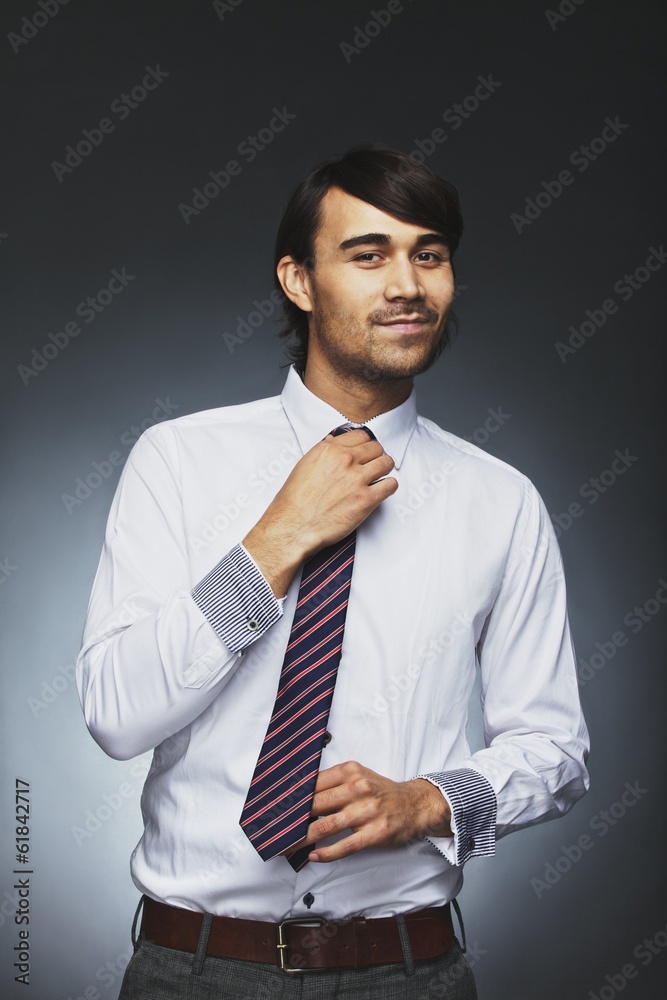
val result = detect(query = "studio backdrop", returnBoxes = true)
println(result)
[1,1,665,998]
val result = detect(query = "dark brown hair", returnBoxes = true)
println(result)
[273,142,464,369]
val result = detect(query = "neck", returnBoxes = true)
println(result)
[302,362,413,424]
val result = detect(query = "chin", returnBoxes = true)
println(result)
[358,351,439,383]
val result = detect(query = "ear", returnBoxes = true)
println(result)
[276,255,314,314]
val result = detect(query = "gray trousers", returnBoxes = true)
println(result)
[118,914,478,1000]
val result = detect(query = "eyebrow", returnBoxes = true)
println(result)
[338,232,450,252]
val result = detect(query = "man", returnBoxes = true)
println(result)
[76,143,589,999]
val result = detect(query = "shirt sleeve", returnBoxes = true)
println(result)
[191,543,284,650]
[418,768,497,866]
[76,426,284,762]
[421,477,589,865]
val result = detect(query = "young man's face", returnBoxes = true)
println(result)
[295,186,456,386]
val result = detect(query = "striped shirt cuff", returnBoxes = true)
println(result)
[418,767,497,867]
[191,542,284,652]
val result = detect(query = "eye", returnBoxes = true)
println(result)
[414,251,447,264]
[353,252,383,262]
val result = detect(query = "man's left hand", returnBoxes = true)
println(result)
[296,761,453,863]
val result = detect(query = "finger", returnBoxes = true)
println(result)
[309,830,371,864]
[291,820,322,851]
[286,798,351,850]
[344,440,387,464]
[360,455,396,484]
[312,763,353,793]
[367,474,399,499]
[323,428,373,445]
[310,787,351,818]
[311,777,375,816]
[308,793,383,842]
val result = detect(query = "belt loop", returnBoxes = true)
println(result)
[191,913,213,976]
[451,898,467,954]
[352,916,370,969]
[131,895,145,951]
[395,914,415,977]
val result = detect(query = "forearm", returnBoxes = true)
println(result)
[77,592,241,760]
[242,426,396,596]
[458,727,590,839]
[77,544,283,760]
[407,778,453,838]
[454,478,590,845]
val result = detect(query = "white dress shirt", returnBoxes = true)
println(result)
[76,364,589,921]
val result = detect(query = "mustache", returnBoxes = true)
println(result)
[369,305,440,323]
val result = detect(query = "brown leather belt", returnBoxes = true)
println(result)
[140,896,454,973]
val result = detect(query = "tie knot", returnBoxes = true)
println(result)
[331,423,376,441]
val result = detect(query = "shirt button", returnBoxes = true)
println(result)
[322,731,332,746]
[303,892,315,909]
[467,838,475,851]
[246,618,258,631]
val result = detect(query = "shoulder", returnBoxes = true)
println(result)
[123,391,283,473]
[415,413,533,494]
[414,414,553,551]
[136,391,281,445]
[154,391,282,435]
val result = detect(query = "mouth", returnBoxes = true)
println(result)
[377,318,429,334]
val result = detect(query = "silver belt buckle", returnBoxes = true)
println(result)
[276,915,327,974]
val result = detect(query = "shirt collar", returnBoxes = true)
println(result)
[280,364,418,469]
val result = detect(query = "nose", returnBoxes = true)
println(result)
[383,256,424,301]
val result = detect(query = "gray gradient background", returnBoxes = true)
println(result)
[1,1,666,997]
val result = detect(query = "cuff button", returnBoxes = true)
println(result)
[246,618,259,631]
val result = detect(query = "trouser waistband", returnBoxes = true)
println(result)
[138,895,456,973]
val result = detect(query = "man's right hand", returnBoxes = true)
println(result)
[242,429,397,597]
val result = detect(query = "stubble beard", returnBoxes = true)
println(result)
[308,305,450,388]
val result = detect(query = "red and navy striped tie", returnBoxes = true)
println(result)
[240,423,373,870]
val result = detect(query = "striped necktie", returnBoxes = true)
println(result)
[240,423,374,870]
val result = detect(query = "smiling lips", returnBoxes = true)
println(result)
[377,316,429,333]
